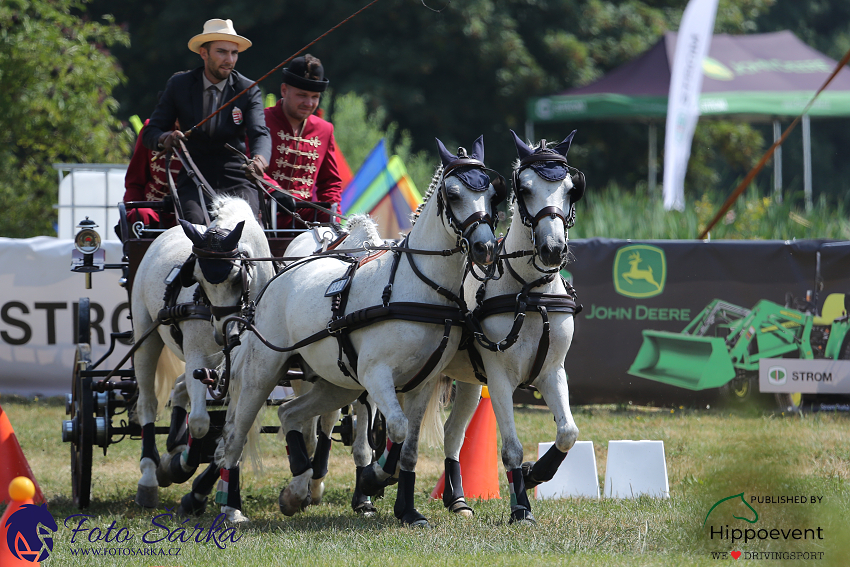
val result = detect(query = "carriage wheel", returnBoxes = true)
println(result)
[69,301,95,508]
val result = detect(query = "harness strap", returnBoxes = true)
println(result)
[404,242,467,312]
[332,262,362,382]
[399,319,454,393]
[524,306,550,388]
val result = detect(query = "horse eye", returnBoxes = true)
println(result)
[445,186,462,201]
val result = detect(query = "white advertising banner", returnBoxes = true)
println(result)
[759,358,850,394]
[0,237,131,397]
[663,0,719,211]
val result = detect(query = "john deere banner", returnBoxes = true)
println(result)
[561,238,850,405]
[2,237,850,404]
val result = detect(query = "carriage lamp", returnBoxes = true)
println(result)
[74,218,101,255]
[72,218,104,289]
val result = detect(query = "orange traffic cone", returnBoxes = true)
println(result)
[431,386,501,500]
[1,476,44,565]
[0,405,45,505]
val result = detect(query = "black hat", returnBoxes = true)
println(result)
[283,54,329,92]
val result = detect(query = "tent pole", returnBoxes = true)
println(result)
[803,114,812,212]
[525,121,535,143]
[772,120,782,203]
[648,122,657,194]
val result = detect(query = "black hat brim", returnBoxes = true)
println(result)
[283,68,329,92]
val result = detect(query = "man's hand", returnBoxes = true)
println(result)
[243,155,268,179]
[158,130,185,152]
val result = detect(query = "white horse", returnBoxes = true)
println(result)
[213,136,502,525]
[131,195,274,510]
[439,130,585,523]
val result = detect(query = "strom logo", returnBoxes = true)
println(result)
[613,245,666,298]
[767,366,787,386]
[5,503,57,563]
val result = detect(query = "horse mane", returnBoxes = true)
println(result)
[410,164,443,226]
[346,214,382,247]
[208,195,257,231]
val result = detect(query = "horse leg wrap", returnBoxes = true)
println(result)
[507,468,535,524]
[214,466,241,510]
[443,458,473,514]
[169,433,202,484]
[311,431,332,480]
[165,406,189,453]
[285,430,312,477]
[377,440,402,476]
[393,469,427,526]
[522,445,568,489]
[141,423,160,467]
[351,466,377,515]
[178,462,220,517]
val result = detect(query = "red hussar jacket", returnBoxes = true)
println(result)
[264,102,341,226]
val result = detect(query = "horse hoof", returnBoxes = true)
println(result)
[279,486,311,517]
[448,498,474,517]
[400,509,430,528]
[135,484,159,509]
[509,508,536,525]
[310,478,325,505]
[352,499,377,517]
[222,506,250,524]
[156,448,183,488]
[177,491,207,517]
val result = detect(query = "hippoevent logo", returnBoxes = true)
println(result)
[768,366,787,386]
[705,492,826,561]
[5,503,57,562]
[613,245,666,298]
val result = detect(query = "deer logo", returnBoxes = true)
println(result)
[622,252,662,291]
[613,245,666,298]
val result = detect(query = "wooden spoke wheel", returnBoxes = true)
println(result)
[69,298,94,508]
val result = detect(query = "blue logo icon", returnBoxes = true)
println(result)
[5,503,57,562]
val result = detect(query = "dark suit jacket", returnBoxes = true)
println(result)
[143,67,271,193]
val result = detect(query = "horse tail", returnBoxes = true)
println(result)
[154,348,184,417]
[420,375,452,448]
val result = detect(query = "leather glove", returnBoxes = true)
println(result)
[272,190,296,211]
[243,155,268,179]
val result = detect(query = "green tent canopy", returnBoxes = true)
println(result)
[526,31,850,205]
[529,31,850,122]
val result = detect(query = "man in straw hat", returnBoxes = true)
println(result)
[143,19,284,223]
[264,54,342,227]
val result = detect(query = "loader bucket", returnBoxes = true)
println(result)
[627,330,736,390]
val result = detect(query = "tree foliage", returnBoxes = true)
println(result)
[0,0,132,237]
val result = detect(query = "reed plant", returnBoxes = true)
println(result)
[570,183,850,241]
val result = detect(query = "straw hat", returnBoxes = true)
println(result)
[188,19,251,53]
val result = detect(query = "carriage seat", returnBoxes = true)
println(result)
[812,293,848,326]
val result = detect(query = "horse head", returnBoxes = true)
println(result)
[179,218,250,346]
[510,129,586,268]
[434,135,503,266]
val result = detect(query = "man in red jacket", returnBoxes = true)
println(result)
[264,54,341,227]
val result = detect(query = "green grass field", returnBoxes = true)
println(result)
[2,396,848,566]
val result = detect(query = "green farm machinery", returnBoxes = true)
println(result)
[628,293,850,409]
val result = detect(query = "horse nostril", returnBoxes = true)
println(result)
[472,241,494,264]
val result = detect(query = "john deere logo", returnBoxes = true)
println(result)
[703,57,735,81]
[614,245,666,298]
[767,366,787,385]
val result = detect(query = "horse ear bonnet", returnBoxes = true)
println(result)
[194,222,243,285]
[435,136,490,192]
